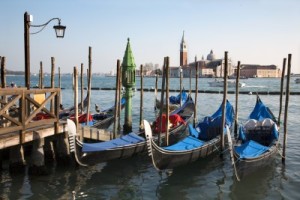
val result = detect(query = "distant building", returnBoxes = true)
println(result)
[240,64,281,78]
[137,33,282,79]
[171,31,233,78]
[180,31,188,66]
[175,47,234,78]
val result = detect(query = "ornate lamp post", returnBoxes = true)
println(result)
[122,38,136,134]
[24,12,66,89]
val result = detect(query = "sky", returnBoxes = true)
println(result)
[0,0,300,74]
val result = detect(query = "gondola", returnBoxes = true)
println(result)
[233,96,279,177]
[155,90,188,111]
[153,94,195,144]
[59,93,89,119]
[144,100,234,171]
[82,97,126,129]
[66,95,195,166]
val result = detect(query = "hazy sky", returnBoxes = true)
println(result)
[1,0,299,74]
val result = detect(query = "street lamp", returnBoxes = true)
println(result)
[24,12,66,89]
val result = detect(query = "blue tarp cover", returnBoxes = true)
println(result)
[169,91,188,104]
[162,100,233,151]
[249,97,276,122]
[163,136,205,151]
[195,100,234,141]
[80,121,94,127]
[234,140,270,159]
[82,132,145,152]
[238,97,279,143]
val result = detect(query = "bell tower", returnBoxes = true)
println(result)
[180,31,188,66]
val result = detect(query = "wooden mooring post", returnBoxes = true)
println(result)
[282,54,291,164]
[154,73,158,110]
[50,57,55,114]
[139,64,144,131]
[39,61,44,89]
[165,57,170,146]
[158,58,166,146]
[0,56,3,169]
[234,61,241,138]
[86,47,92,125]
[113,60,121,138]
[81,63,84,113]
[117,63,122,134]
[278,58,286,127]
[58,67,62,104]
[221,51,229,152]
[1,56,6,88]
[179,65,183,107]
[193,56,198,127]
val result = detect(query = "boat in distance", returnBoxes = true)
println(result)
[208,79,246,87]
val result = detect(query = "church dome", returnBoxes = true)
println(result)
[207,50,216,60]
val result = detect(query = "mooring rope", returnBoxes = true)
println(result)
[276,145,286,159]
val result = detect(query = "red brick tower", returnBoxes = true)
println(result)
[180,31,188,66]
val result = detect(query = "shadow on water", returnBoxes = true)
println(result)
[229,158,277,200]
[70,153,152,200]
[155,152,227,199]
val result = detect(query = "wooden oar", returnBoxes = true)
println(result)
[226,126,240,181]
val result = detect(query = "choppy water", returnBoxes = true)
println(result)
[1,76,300,199]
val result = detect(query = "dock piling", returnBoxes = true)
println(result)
[28,132,48,175]
[9,145,25,173]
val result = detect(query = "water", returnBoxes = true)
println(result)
[1,76,300,199]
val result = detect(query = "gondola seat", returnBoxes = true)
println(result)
[234,140,270,159]
[163,136,205,151]
[82,133,145,152]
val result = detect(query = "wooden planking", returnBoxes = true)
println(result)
[79,126,112,141]
[0,122,112,149]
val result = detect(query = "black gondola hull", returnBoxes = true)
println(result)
[150,137,221,170]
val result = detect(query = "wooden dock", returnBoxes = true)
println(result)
[0,122,112,150]
[0,87,111,173]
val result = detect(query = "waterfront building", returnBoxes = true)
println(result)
[176,32,234,78]
[178,49,234,78]
[240,64,281,78]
